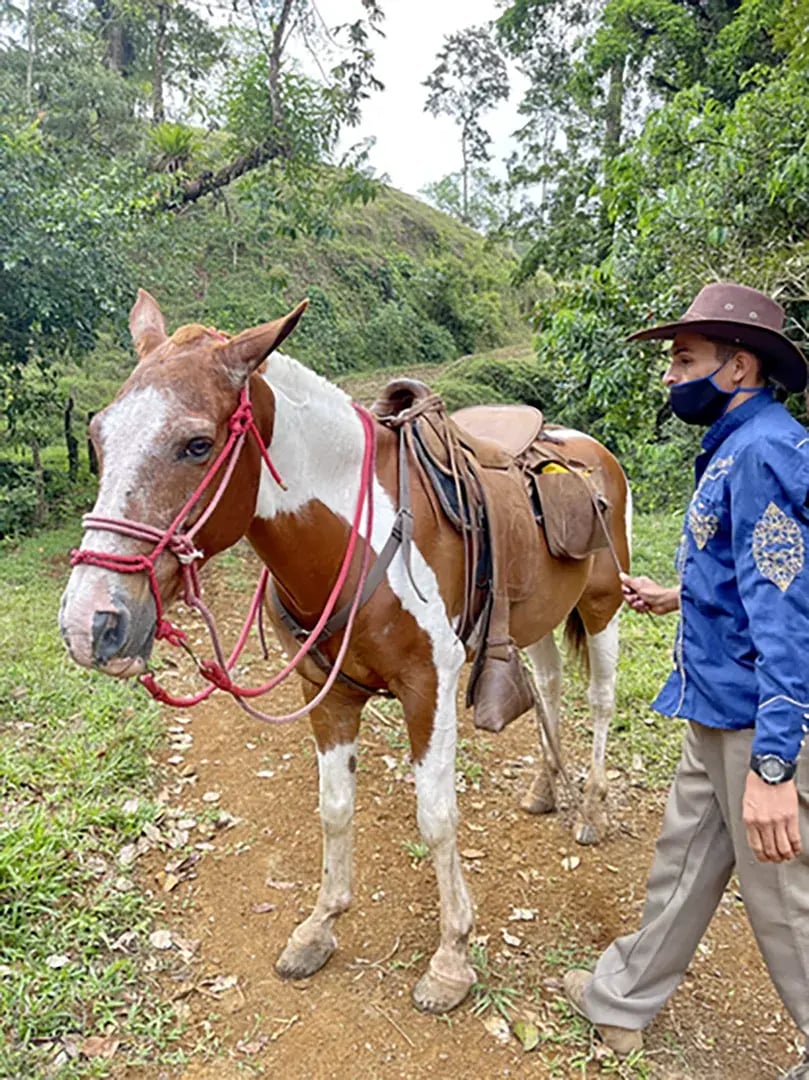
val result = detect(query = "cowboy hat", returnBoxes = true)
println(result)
[628,282,808,392]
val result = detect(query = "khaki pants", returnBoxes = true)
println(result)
[583,722,809,1038]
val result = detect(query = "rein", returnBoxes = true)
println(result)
[71,387,378,725]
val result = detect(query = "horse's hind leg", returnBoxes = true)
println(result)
[276,684,363,980]
[574,612,620,846]
[520,633,563,815]
[397,655,476,1014]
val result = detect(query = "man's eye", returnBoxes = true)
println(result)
[184,437,213,460]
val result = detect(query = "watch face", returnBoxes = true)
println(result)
[759,756,787,782]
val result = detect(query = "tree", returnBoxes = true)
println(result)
[423,26,509,226]
[420,167,512,234]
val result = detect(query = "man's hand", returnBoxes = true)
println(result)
[619,572,680,615]
[742,771,802,863]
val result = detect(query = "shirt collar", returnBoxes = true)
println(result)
[701,388,775,455]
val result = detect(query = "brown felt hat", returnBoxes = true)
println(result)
[628,282,808,392]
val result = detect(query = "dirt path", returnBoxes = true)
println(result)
[131,552,800,1080]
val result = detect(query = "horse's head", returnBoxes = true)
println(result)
[59,289,306,678]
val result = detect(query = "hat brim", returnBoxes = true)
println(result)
[628,317,808,393]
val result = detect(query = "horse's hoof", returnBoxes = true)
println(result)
[520,789,556,815]
[275,935,336,979]
[574,819,602,846]
[411,966,475,1014]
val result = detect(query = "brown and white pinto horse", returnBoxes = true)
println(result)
[59,292,631,1014]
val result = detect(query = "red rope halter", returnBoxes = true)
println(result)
[70,386,378,724]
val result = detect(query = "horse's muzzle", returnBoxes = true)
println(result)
[59,573,157,677]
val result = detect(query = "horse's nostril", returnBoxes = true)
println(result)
[92,607,131,663]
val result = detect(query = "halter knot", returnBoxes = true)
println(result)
[199,661,234,692]
[156,619,188,646]
[168,535,204,564]
[228,400,254,436]
[139,673,173,704]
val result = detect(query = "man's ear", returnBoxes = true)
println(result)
[130,289,168,361]
[733,348,763,385]
[216,301,308,386]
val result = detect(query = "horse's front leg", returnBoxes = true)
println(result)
[575,613,620,845]
[276,683,364,980]
[398,653,476,1014]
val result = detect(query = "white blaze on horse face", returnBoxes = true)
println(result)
[59,386,172,669]
[89,386,172,537]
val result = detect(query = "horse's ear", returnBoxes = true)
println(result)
[218,300,308,385]
[130,289,168,361]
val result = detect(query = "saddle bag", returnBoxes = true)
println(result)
[531,463,611,560]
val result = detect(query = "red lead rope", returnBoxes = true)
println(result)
[70,389,378,725]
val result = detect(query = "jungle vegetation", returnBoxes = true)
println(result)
[1,0,808,534]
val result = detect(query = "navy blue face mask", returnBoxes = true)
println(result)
[669,360,763,426]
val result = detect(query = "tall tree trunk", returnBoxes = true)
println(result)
[64,397,79,483]
[29,437,47,527]
[91,0,134,75]
[598,57,625,260]
[461,129,470,225]
[152,0,167,124]
[25,0,35,111]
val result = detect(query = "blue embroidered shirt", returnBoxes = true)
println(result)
[653,390,809,761]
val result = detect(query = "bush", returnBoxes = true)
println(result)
[0,462,38,537]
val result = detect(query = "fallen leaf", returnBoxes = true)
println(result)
[509,907,537,922]
[207,974,238,994]
[45,954,71,969]
[561,856,581,871]
[501,928,522,947]
[265,878,299,890]
[237,1034,270,1055]
[481,1013,511,1043]
[460,848,485,860]
[149,930,173,950]
[251,902,277,914]
[80,1035,120,1059]
[201,791,221,803]
[512,1019,541,1051]
[117,843,137,867]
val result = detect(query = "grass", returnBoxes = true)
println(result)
[0,527,181,1078]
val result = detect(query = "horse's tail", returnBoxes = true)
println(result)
[564,607,589,678]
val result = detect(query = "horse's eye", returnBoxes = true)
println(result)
[184,437,213,460]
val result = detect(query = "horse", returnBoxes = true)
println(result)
[59,291,631,1015]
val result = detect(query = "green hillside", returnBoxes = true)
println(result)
[129,183,531,378]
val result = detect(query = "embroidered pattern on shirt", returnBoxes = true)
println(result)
[700,454,734,485]
[752,502,804,592]
[688,501,719,550]
[675,535,687,577]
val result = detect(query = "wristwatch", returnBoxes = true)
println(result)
[750,753,797,785]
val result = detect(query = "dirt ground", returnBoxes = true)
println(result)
[128,552,803,1080]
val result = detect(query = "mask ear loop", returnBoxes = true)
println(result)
[708,353,766,404]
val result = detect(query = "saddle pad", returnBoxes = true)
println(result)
[452,404,544,458]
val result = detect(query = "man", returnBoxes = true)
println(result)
[563,283,809,1079]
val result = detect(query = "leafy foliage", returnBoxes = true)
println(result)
[423,26,509,225]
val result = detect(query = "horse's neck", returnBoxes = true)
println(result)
[254,352,364,522]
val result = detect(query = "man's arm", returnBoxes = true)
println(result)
[730,440,809,864]
[619,572,680,615]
